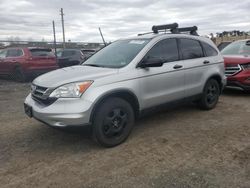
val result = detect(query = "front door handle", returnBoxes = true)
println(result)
[173,64,183,69]
[203,60,210,64]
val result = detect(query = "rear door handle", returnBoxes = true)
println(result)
[173,64,183,69]
[203,60,210,64]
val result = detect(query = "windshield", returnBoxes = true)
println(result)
[221,40,250,55]
[83,39,150,68]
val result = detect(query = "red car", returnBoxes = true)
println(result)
[221,39,250,91]
[0,47,58,81]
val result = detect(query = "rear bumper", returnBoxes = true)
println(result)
[24,94,94,127]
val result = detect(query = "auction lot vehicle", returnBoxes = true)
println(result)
[81,49,96,60]
[0,47,58,81]
[217,41,231,51]
[222,40,250,91]
[24,23,226,147]
[57,49,85,68]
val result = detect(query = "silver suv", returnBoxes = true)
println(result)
[24,23,226,147]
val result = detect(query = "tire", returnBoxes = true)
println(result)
[14,66,27,82]
[92,97,135,147]
[199,79,220,110]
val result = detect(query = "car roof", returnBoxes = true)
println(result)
[121,33,207,41]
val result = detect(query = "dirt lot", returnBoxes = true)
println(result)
[0,79,250,188]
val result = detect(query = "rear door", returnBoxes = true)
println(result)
[29,49,57,70]
[178,38,208,97]
[138,38,185,109]
[2,49,24,74]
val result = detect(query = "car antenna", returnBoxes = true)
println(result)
[99,27,107,46]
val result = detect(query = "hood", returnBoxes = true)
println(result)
[33,65,118,88]
[223,55,250,65]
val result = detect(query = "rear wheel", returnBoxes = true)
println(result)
[92,97,135,147]
[199,79,220,110]
[14,66,27,82]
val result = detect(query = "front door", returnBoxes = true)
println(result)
[137,38,185,109]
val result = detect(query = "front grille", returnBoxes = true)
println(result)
[31,84,56,105]
[32,94,57,105]
[225,64,242,77]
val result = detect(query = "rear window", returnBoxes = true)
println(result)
[61,50,77,57]
[29,49,54,57]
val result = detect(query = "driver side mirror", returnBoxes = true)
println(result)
[139,58,164,68]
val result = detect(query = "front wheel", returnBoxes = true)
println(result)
[92,97,135,147]
[199,79,220,110]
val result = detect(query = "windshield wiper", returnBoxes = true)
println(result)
[83,64,104,67]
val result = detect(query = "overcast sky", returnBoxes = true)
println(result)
[0,0,249,43]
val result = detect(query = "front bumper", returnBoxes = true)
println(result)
[24,94,93,127]
[226,71,250,91]
[226,80,250,91]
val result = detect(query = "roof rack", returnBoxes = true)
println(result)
[177,26,198,36]
[152,23,179,34]
[137,23,199,36]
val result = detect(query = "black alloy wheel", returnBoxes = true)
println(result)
[92,97,135,147]
[199,79,220,110]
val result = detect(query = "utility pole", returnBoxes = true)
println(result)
[60,8,66,49]
[52,20,57,59]
[99,27,106,46]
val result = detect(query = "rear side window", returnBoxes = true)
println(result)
[202,42,218,56]
[30,49,54,57]
[6,49,23,57]
[179,39,204,60]
[145,38,179,62]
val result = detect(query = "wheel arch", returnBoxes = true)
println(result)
[90,89,140,123]
[206,74,223,93]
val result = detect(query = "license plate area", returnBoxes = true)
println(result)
[24,103,33,118]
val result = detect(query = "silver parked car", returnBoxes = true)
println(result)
[24,23,226,147]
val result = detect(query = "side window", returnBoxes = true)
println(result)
[201,42,218,57]
[0,50,7,58]
[6,49,23,57]
[179,39,204,60]
[145,38,179,62]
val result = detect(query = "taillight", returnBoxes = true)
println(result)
[241,63,250,70]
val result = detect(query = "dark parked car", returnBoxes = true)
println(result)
[217,41,232,51]
[0,47,58,81]
[57,49,85,68]
[81,49,96,59]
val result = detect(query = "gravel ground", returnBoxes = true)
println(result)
[0,79,250,188]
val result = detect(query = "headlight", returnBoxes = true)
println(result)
[241,63,250,70]
[49,81,93,98]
